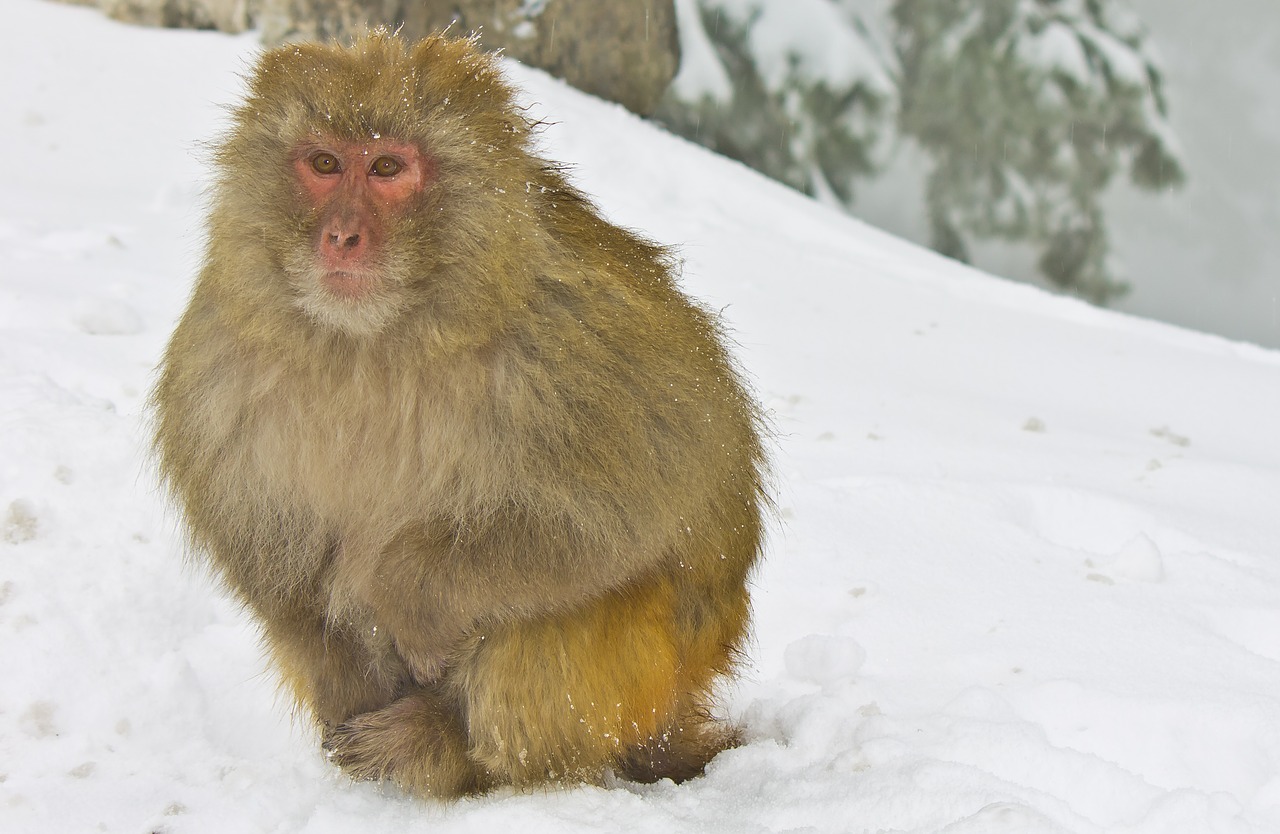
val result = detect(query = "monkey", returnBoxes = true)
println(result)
[151,31,768,799]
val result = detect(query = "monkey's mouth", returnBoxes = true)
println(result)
[322,270,378,301]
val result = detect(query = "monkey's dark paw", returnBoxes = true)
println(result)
[323,714,399,782]
[321,692,481,798]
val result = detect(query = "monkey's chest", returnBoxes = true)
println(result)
[242,379,494,527]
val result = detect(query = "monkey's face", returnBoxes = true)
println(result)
[282,137,435,337]
[219,33,538,340]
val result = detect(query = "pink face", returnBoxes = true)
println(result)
[292,138,433,300]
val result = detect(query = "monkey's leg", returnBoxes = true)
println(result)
[283,599,485,797]
[450,574,737,788]
[323,686,484,798]
[258,601,410,729]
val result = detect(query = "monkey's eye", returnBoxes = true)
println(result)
[310,153,340,175]
[370,156,402,177]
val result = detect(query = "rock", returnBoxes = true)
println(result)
[261,0,680,116]
[98,0,255,32]
[63,0,678,116]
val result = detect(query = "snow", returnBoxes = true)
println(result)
[1008,0,1152,91]
[709,0,894,95]
[670,0,734,104]
[1016,21,1092,86]
[665,0,737,103]
[1077,21,1151,88]
[4,1,1280,832]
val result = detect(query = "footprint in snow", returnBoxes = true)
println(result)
[74,299,144,336]
[1085,534,1166,584]
[3,500,39,544]
[784,634,866,685]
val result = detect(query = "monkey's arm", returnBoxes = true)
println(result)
[195,524,413,725]
[256,597,410,726]
[364,502,668,683]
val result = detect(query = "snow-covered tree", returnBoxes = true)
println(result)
[658,0,1184,305]
[656,0,896,204]
[893,0,1185,302]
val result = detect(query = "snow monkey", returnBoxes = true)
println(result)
[151,33,768,798]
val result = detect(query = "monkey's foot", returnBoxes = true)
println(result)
[618,720,742,785]
[323,690,482,798]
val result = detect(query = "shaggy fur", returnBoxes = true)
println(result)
[152,32,768,798]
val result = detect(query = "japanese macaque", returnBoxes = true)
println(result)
[151,32,768,798]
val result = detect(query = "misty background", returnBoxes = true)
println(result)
[65,0,1280,349]
[661,0,1280,350]
[861,0,1280,350]
[1107,0,1280,350]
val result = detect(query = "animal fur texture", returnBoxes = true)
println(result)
[152,32,768,798]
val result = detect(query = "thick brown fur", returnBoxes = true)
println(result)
[151,32,768,798]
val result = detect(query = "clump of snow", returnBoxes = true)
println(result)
[3,2,1280,832]
[74,299,145,336]
[783,634,867,685]
[1009,0,1153,92]
[1078,19,1151,87]
[710,0,894,95]
[1106,533,1165,583]
[1016,21,1092,84]
[670,0,734,103]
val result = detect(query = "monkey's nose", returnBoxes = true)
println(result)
[328,232,361,249]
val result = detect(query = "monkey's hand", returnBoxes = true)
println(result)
[390,626,459,685]
[363,524,476,684]
[368,510,653,687]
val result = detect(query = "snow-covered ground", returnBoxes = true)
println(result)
[4,2,1280,831]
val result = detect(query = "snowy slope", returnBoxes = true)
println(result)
[4,2,1280,832]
